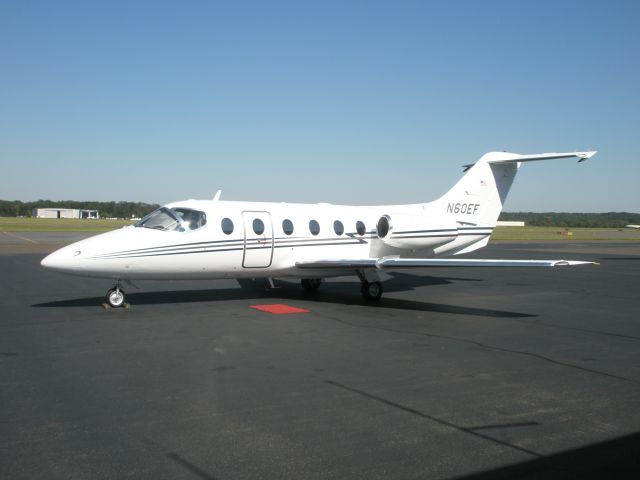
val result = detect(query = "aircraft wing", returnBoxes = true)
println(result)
[296,258,596,269]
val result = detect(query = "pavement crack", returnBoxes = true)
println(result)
[508,318,640,343]
[167,453,218,480]
[326,380,542,458]
[325,315,640,386]
[466,421,540,431]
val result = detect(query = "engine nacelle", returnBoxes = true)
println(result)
[376,214,458,250]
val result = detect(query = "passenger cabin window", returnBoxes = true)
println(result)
[253,218,265,235]
[282,219,294,235]
[333,220,344,236]
[135,207,206,232]
[221,218,234,235]
[356,221,366,236]
[309,220,320,236]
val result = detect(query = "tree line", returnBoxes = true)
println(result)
[0,200,160,219]
[499,212,640,228]
[1,200,638,226]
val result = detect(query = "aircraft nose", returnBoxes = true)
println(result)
[41,250,63,270]
[40,253,53,268]
[41,248,80,272]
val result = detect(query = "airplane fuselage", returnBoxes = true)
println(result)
[41,199,492,281]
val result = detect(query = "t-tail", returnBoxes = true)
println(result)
[431,150,597,254]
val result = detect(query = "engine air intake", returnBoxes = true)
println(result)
[375,213,459,250]
[376,215,391,238]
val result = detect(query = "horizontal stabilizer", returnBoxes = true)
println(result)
[296,258,597,269]
[462,151,597,170]
[487,151,597,164]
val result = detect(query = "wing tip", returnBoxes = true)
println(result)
[553,260,599,266]
[577,151,598,162]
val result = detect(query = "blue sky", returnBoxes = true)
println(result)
[1,0,638,211]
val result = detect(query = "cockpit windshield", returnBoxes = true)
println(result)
[135,207,207,232]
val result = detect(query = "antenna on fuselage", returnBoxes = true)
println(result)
[213,190,222,201]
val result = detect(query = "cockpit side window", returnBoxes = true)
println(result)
[173,208,207,231]
[135,207,206,232]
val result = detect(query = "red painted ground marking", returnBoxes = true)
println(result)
[250,304,310,314]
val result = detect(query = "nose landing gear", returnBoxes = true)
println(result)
[106,284,126,308]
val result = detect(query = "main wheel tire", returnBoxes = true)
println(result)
[301,278,322,292]
[106,288,125,308]
[361,281,383,302]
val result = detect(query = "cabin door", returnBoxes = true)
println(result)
[242,211,274,268]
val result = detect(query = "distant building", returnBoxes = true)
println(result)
[33,208,99,219]
[496,221,525,227]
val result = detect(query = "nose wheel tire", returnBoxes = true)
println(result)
[106,287,126,308]
[361,281,383,302]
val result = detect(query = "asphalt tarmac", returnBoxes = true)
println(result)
[2,234,640,479]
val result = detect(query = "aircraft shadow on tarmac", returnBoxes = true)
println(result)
[598,257,640,261]
[33,273,534,318]
[450,430,640,480]
[160,430,640,480]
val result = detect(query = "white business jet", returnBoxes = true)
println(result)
[41,150,597,307]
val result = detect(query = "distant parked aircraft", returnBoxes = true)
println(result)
[41,150,597,307]
[627,225,640,229]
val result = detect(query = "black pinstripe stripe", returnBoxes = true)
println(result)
[90,227,494,260]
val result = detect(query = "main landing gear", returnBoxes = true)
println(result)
[357,269,383,302]
[360,280,383,302]
[106,283,126,308]
[301,278,322,292]
[300,272,384,302]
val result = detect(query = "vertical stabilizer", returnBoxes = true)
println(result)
[430,150,595,255]
[434,150,596,229]
[435,152,519,229]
